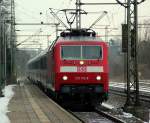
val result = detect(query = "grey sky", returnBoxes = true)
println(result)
[15,0,150,49]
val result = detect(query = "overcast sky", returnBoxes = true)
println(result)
[15,0,150,49]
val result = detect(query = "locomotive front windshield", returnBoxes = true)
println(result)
[61,45,102,60]
[61,46,81,59]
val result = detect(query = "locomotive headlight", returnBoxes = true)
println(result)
[96,76,101,80]
[63,76,68,80]
[80,61,84,65]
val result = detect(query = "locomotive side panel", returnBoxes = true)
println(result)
[47,49,55,91]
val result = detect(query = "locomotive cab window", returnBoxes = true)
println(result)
[82,46,102,59]
[61,45,102,60]
[61,46,81,59]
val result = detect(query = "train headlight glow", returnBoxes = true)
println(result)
[63,76,68,80]
[96,76,101,80]
[80,61,84,65]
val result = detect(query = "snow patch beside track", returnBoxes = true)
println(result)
[0,85,16,123]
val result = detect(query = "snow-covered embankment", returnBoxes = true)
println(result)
[0,85,16,123]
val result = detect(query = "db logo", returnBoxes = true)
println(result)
[77,66,87,72]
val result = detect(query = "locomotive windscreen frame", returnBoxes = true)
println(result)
[61,45,102,60]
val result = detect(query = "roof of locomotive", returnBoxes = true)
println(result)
[27,37,106,66]
[56,28,105,44]
[27,29,107,65]
[57,36,103,43]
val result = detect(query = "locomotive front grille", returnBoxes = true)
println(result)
[60,85,103,93]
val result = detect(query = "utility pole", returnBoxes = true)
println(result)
[123,0,127,103]
[126,0,139,107]
[10,0,16,84]
[0,19,3,97]
[116,0,145,107]
[3,21,7,88]
[0,3,5,96]
[76,0,81,29]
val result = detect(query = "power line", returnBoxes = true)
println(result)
[17,34,51,37]
[15,0,41,15]
[79,2,126,5]
[15,22,59,25]
[16,7,41,21]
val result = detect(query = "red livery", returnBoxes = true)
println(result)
[27,29,109,105]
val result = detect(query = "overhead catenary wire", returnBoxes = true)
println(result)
[16,29,43,46]
[49,8,69,29]
[15,0,44,15]
[15,7,41,21]
[15,0,58,36]
[15,2,41,21]
[88,11,108,29]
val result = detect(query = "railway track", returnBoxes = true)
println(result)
[73,111,116,123]
[108,82,150,122]
[109,83,150,103]
[34,83,126,123]
[33,82,145,123]
[69,104,145,123]
[68,106,126,123]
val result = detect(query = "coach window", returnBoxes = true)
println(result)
[61,46,81,59]
[38,60,41,69]
[41,56,47,69]
[34,62,37,69]
[35,61,40,69]
[40,58,43,69]
[82,46,102,59]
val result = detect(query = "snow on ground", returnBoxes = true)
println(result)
[102,103,114,109]
[0,85,16,123]
[122,112,133,118]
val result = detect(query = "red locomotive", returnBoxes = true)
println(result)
[27,29,109,106]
